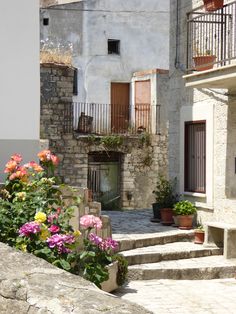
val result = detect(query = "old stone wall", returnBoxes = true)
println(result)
[0,242,150,313]
[169,0,236,224]
[50,133,167,209]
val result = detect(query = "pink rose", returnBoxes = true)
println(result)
[49,225,60,233]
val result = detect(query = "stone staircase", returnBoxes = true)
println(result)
[117,230,236,281]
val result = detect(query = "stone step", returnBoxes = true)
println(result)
[121,242,222,265]
[115,230,194,252]
[128,255,236,280]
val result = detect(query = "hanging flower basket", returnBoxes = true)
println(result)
[193,55,216,71]
[203,0,224,12]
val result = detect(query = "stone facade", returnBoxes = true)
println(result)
[40,63,168,209]
[169,0,236,224]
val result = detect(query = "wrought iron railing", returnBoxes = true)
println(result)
[63,102,152,135]
[187,1,236,72]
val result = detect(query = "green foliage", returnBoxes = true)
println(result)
[0,151,124,289]
[79,239,112,288]
[100,135,123,149]
[113,254,128,286]
[152,176,179,208]
[173,200,197,216]
[139,132,151,146]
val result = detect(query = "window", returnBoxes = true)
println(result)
[73,68,78,96]
[108,39,120,55]
[43,18,49,26]
[185,121,206,193]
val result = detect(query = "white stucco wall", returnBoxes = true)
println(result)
[41,0,169,103]
[169,0,236,224]
[0,0,40,179]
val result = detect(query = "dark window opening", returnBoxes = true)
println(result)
[43,18,49,26]
[108,39,120,55]
[73,68,78,95]
[185,121,206,193]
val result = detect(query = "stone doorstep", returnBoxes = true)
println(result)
[127,255,236,281]
[116,231,194,252]
[121,242,222,265]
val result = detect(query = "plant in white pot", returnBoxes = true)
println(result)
[173,200,197,230]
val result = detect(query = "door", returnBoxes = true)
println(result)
[135,80,151,132]
[111,83,130,133]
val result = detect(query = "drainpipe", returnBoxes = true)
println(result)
[175,0,180,69]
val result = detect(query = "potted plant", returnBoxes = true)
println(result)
[194,225,205,244]
[173,200,197,230]
[152,176,179,225]
[203,0,224,12]
[193,49,216,71]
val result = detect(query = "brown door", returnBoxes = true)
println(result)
[111,83,130,133]
[135,80,151,132]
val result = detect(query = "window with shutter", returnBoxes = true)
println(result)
[185,121,206,193]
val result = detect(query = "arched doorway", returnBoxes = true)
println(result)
[88,151,122,210]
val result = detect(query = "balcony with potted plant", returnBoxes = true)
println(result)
[184,1,236,90]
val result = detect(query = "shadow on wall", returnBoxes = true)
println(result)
[225,94,236,199]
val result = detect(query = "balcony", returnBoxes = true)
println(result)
[184,1,236,91]
[63,102,156,135]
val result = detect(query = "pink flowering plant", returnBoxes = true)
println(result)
[0,151,126,288]
[78,215,119,287]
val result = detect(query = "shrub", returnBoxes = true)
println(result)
[173,200,197,216]
[153,176,179,208]
[0,151,123,288]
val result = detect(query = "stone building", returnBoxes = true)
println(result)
[40,0,170,105]
[169,0,236,224]
[40,63,168,210]
[40,0,170,210]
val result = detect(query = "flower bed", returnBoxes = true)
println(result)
[0,150,127,289]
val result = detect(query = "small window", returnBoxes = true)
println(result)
[73,68,78,96]
[108,39,120,55]
[43,18,49,26]
[185,121,206,193]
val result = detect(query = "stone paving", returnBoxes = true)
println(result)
[103,209,193,240]
[114,279,236,314]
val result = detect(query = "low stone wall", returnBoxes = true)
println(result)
[0,242,150,313]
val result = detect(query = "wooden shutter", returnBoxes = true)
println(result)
[185,121,206,193]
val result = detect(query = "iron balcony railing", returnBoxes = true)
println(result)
[187,1,236,72]
[63,102,153,135]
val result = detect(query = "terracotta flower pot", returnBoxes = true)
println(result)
[177,215,194,230]
[203,0,224,12]
[194,230,205,244]
[193,55,216,71]
[160,208,174,226]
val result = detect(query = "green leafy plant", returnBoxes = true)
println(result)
[113,254,128,286]
[139,132,151,146]
[173,200,197,216]
[100,135,123,149]
[152,176,179,208]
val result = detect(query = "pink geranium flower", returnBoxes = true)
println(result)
[19,222,41,237]
[80,215,102,230]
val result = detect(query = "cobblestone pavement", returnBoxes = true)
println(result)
[103,209,193,240]
[114,279,236,314]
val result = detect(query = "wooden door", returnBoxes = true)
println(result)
[111,83,130,133]
[135,80,151,132]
